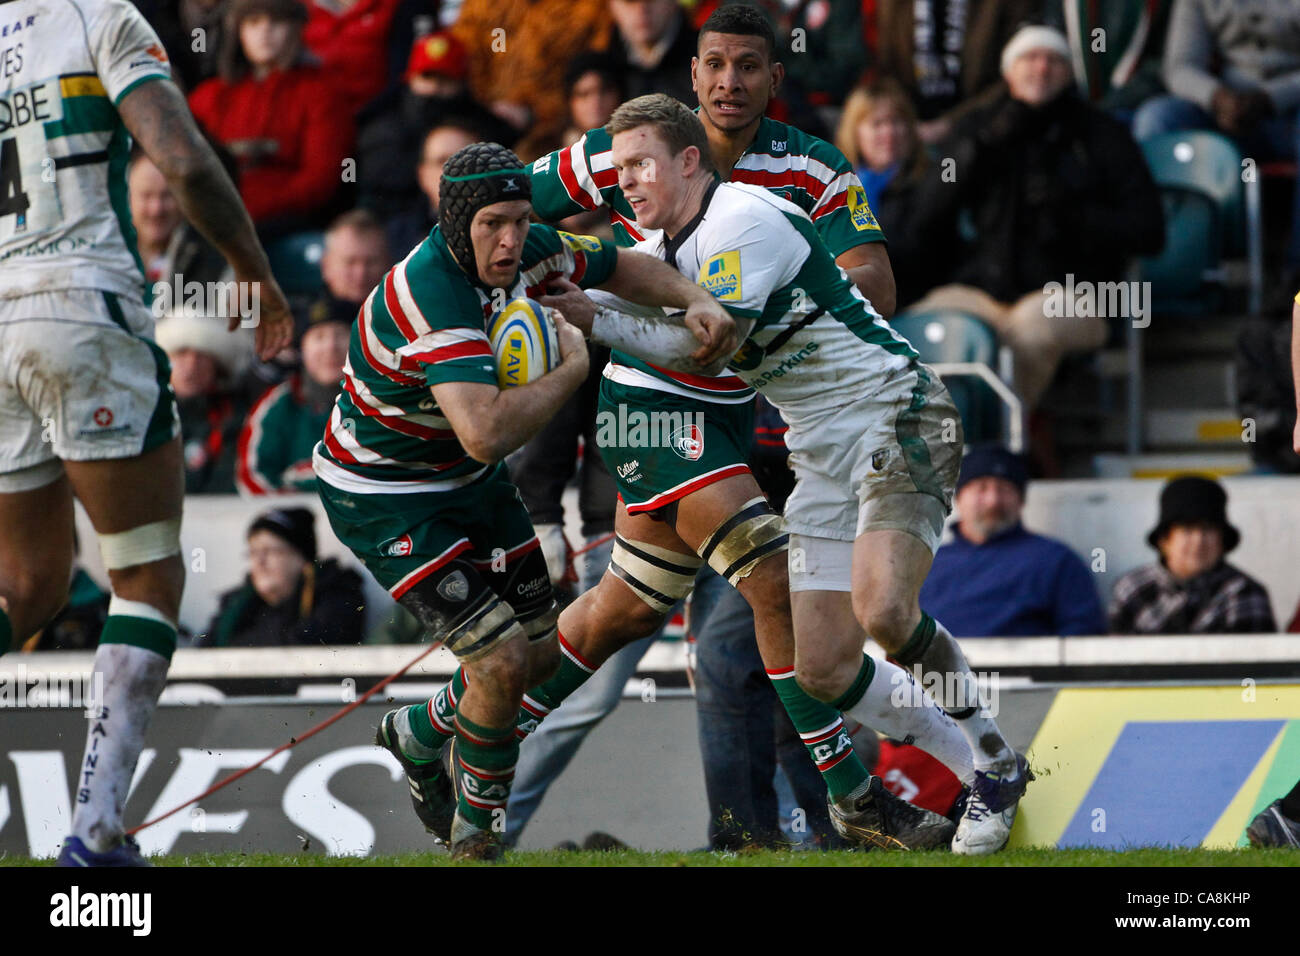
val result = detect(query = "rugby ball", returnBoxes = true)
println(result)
[487,297,561,389]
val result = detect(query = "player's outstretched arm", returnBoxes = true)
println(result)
[596,250,738,365]
[117,79,292,359]
[432,312,590,464]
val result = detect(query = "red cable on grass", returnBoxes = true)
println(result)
[127,529,618,835]
[126,640,443,835]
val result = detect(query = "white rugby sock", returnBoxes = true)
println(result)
[841,656,974,785]
[70,643,169,852]
[916,617,1015,772]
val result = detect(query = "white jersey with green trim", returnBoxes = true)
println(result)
[608,182,919,414]
[0,0,171,301]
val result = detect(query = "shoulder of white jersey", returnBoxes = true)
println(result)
[712,180,811,222]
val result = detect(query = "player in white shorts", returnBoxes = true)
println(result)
[545,94,1031,854]
[0,0,292,865]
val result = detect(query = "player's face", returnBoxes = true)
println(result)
[469,200,532,288]
[955,476,1023,545]
[301,322,351,388]
[247,529,307,607]
[692,33,782,132]
[419,127,477,210]
[128,158,181,250]
[1158,523,1225,581]
[240,13,299,70]
[321,227,390,304]
[1004,49,1073,107]
[611,125,689,233]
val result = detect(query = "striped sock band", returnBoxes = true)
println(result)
[514,630,595,739]
[453,713,519,832]
[769,665,870,802]
[894,611,937,666]
[405,667,467,754]
[99,597,177,662]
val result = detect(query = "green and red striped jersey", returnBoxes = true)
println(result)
[313,224,617,493]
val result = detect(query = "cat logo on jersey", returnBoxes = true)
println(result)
[847,185,879,232]
[558,231,602,254]
[699,250,741,301]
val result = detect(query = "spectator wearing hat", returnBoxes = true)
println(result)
[1110,476,1276,634]
[155,314,256,495]
[199,508,366,647]
[919,445,1106,637]
[355,30,513,223]
[906,23,1164,410]
[188,0,353,234]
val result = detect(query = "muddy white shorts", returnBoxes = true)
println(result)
[783,363,962,592]
[0,289,179,492]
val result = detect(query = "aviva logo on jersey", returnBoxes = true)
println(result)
[699,250,741,300]
[558,231,602,253]
[847,185,879,232]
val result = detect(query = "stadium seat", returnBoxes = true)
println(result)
[264,230,326,298]
[1137,131,1262,315]
[889,309,1013,447]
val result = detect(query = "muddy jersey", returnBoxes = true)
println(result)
[0,0,171,300]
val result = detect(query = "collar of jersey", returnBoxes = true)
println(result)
[662,177,721,264]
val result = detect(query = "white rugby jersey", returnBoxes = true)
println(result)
[0,0,171,300]
[605,182,919,412]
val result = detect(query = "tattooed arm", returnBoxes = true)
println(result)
[117,78,293,359]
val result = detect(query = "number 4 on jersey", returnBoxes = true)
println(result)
[0,137,31,228]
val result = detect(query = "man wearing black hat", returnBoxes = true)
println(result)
[314,141,735,860]
[201,508,365,648]
[1110,476,1275,634]
[920,445,1105,638]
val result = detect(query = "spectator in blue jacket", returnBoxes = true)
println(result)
[919,445,1106,637]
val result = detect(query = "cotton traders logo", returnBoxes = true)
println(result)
[380,534,413,557]
[847,185,878,232]
[698,251,741,301]
[670,423,704,461]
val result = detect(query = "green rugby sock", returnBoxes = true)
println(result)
[769,665,869,801]
[515,631,596,737]
[405,667,467,756]
[453,714,518,832]
[99,609,177,662]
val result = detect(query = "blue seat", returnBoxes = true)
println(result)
[264,230,326,298]
[1137,131,1256,314]
[889,310,1005,444]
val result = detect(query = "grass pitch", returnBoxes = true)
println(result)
[6,847,1295,866]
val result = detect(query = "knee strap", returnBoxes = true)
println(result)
[98,518,182,570]
[698,497,788,586]
[609,535,702,614]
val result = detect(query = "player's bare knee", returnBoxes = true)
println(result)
[97,519,184,620]
[735,552,790,618]
[1,576,68,640]
[465,632,531,700]
[854,591,914,652]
